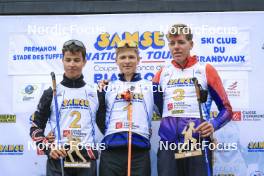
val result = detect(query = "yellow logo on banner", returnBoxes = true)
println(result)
[94,32,165,50]
[0,114,16,123]
[248,142,264,149]
[0,144,24,154]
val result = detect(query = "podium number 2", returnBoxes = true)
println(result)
[69,111,81,128]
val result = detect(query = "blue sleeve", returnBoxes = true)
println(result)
[152,82,163,117]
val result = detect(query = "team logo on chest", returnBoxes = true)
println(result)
[61,99,90,109]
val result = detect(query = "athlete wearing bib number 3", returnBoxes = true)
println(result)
[153,24,233,176]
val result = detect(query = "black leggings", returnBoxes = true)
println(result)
[99,148,151,176]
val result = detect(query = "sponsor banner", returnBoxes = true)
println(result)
[0,112,52,175]
[12,75,62,113]
[2,12,264,176]
[16,83,42,103]
[208,70,249,111]
[242,110,264,122]
[220,71,249,109]
[230,110,264,122]
[213,122,264,176]
[8,13,252,77]
[9,34,65,75]
[195,29,250,70]
[214,108,264,175]
[211,109,264,122]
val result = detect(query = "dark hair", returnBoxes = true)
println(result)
[62,40,86,60]
[166,24,193,41]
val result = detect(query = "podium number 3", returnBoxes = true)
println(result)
[173,89,185,101]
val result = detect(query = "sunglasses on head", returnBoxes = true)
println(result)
[63,40,86,49]
[116,40,138,48]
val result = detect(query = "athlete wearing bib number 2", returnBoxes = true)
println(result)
[30,40,99,176]
[153,24,233,176]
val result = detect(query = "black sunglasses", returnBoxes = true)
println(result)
[63,39,86,49]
